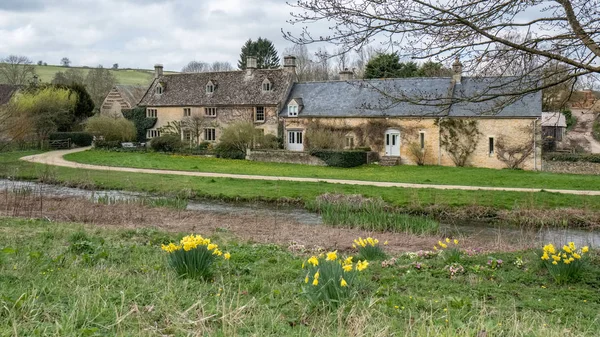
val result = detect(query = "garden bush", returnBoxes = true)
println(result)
[544,152,600,163]
[259,134,280,149]
[49,132,93,147]
[310,150,368,168]
[593,119,600,141]
[302,251,368,307]
[93,140,123,150]
[161,234,230,280]
[85,115,137,142]
[150,134,183,153]
[213,142,246,159]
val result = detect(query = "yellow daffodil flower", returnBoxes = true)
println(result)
[308,256,319,266]
[304,276,309,284]
[445,238,450,243]
[314,271,320,280]
[326,251,338,261]
[582,246,589,253]
[552,255,561,262]
[453,239,459,245]
[312,279,319,286]
[563,245,572,254]
[224,252,231,260]
[384,241,388,245]
[207,243,217,251]
[340,278,348,287]
[563,259,571,264]
[343,264,353,272]
[541,253,549,260]
[552,261,558,265]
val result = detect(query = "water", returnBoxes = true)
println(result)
[1,179,598,248]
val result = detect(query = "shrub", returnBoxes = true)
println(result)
[302,251,368,307]
[85,115,137,142]
[49,132,93,147]
[434,238,461,263]
[214,142,246,159]
[540,242,589,284]
[122,107,157,142]
[544,152,600,163]
[562,109,576,129]
[259,134,280,149]
[593,119,600,142]
[219,121,264,154]
[310,150,367,168]
[408,142,426,166]
[94,140,123,150]
[161,234,230,280]
[305,128,345,150]
[150,134,183,152]
[352,237,387,260]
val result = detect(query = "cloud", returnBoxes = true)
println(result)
[0,0,318,71]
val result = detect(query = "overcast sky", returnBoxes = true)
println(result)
[0,0,319,71]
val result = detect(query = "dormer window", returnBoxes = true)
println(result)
[262,79,272,92]
[288,104,298,117]
[206,80,215,94]
[156,85,164,95]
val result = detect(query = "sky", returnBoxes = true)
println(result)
[0,0,318,71]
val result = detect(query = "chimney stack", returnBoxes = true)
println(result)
[452,57,462,84]
[246,56,257,70]
[154,64,164,79]
[283,55,297,75]
[339,68,354,81]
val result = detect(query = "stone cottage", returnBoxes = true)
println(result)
[279,61,543,170]
[138,57,296,143]
[100,85,148,117]
[541,112,567,142]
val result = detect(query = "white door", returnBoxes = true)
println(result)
[288,130,304,151]
[385,130,400,156]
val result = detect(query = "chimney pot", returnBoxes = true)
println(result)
[452,57,462,84]
[246,56,257,70]
[339,69,354,81]
[154,64,164,79]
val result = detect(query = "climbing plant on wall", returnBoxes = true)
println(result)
[437,118,481,167]
[122,107,157,142]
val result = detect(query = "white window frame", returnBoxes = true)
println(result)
[156,86,163,94]
[146,129,161,139]
[205,107,217,117]
[183,108,191,117]
[288,104,298,117]
[255,106,265,122]
[146,108,157,118]
[204,128,216,141]
[345,135,354,149]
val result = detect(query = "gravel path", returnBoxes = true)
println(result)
[20,147,600,196]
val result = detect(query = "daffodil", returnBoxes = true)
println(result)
[445,238,450,243]
[572,253,581,259]
[314,271,320,280]
[308,256,319,266]
[312,279,319,286]
[340,278,348,287]
[552,255,561,262]
[552,261,558,265]
[326,251,338,261]
[541,252,549,260]
[543,244,556,254]
[304,275,309,284]
[563,258,571,265]
[344,257,353,265]
[453,239,459,245]
[343,264,353,272]
[582,246,589,253]
[356,260,369,271]
[224,252,231,260]
[562,245,572,254]
[207,243,218,251]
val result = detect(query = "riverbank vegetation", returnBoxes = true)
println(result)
[0,217,598,336]
[64,150,600,190]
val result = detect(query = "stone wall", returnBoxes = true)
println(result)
[542,160,600,175]
[246,149,326,166]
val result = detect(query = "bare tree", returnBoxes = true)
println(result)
[210,62,233,72]
[85,66,116,112]
[181,61,210,73]
[0,55,36,85]
[285,0,600,108]
[284,44,317,81]
[61,57,71,67]
[182,113,208,145]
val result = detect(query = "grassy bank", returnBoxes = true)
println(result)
[1,217,599,336]
[65,150,600,190]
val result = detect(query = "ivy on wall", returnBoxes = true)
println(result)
[122,107,157,142]
[436,118,481,167]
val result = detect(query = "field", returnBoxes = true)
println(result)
[0,64,178,86]
[0,216,598,336]
[65,149,600,191]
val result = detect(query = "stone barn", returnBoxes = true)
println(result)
[100,85,148,117]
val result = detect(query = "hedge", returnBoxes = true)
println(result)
[544,152,600,163]
[49,132,93,147]
[94,140,123,150]
[310,150,368,168]
[150,135,183,153]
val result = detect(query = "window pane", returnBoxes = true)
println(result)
[420,133,425,149]
[386,134,390,146]
[489,137,494,154]
[297,132,302,144]
[392,135,396,146]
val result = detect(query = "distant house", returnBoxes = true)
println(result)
[138,57,296,143]
[279,61,543,170]
[541,112,567,141]
[101,85,148,117]
[569,90,600,110]
[0,84,19,106]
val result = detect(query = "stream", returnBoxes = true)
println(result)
[1,179,599,248]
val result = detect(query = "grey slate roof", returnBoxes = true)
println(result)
[280,77,541,118]
[139,69,294,107]
[114,85,148,108]
[541,112,567,128]
[0,84,19,105]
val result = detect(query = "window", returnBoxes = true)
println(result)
[288,105,298,117]
[204,128,216,141]
[146,129,160,138]
[488,137,495,156]
[183,130,192,141]
[146,108,157,118]
[206,82,215,93]
[288,131,303,144]
[262,80,272,91]
[419,132,425,150]
[205,107,217,117]
[345,136,354,149]
[183,108,191,117]
[156,86,163,94]
[255,106,265,122]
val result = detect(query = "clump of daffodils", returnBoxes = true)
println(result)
[353,237,387,260]
[302,251,368,307]
[540,242,589,284]
[161,234,230,280]
[434,238,462,263]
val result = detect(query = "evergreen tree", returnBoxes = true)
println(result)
[364,53,449,79]
[238,37,281,69]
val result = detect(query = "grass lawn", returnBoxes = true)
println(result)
[4,151,600,212]
[0,217,598,336]
[65,150,600,191]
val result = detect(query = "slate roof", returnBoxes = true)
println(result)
[280,77,541,118]
[114,85,148,108]
[139,69,294,107]
[0,84,19,105]
[541,112,567,128]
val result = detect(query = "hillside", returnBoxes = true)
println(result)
[0,64,177,86]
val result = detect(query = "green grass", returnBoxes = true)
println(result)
[1,217,599,336]
[3,151,600,214]
[0,64,178,86]
[65,150,600,191]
